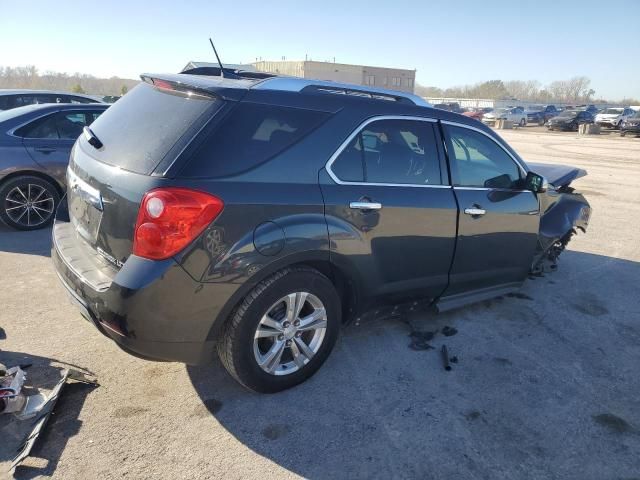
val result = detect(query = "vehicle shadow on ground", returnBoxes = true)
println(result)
[186,250,640,479]
[0,351,96,479]
[0,224,51,257]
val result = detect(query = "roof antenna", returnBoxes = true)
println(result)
[209,38,224,78]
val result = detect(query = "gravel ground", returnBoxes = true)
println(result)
[1,128,639,479]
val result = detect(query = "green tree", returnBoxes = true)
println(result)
[71,83,85,94]
[120,85,128,96]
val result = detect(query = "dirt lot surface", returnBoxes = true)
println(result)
[1,128,639,479]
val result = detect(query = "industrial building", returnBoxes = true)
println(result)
[183,60,416,93]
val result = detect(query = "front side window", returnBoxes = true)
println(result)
[447,125,522,189]
[331,119,442,186]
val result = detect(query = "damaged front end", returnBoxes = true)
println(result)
[527,162,592,274]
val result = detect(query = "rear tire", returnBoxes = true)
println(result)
[218,267,341,393]
[0,175,60,231]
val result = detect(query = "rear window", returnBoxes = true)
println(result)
[180,102,330,178]
[85,82,219,175]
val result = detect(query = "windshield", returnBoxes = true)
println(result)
[559,111,578,118]
[603,108,623,114]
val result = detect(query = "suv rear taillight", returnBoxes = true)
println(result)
[133,188,224,260]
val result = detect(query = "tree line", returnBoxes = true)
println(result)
[0,66,138,97]
[415,77,639,105]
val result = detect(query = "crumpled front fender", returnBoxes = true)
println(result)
[538,191,591,256]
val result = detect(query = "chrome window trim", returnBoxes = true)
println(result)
[441,120,528,175]
[325,115,451,189]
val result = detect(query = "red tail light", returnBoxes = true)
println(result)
[133,188,224,260]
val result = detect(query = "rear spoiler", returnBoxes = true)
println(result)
[180,66,276,80]
[140,73,249,102]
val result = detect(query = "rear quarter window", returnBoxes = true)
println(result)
[179,102,330,178]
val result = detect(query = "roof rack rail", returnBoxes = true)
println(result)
[252,77,431,107]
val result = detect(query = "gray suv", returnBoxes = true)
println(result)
[52,71,591,392]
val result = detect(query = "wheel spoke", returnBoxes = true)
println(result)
[15,187,28,202]
[6,205,26,211]
[290,340,307,367]
[32,205,53,214]
[298,308,327,332]
[294,337,315,360]
[260,314,284,332]
[6,198,23,204]
[259,340,286,373]
[31,188,45,203]
[284,292,308,322]
[255,326,282,339]
[32,207,45,221]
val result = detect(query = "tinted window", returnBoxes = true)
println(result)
[86,82,219,175]
[331,119,442,185]
[181,102,330,178]
[16,110,105,139]
[447,126,522,189]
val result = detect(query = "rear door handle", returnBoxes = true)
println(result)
[350,201,382,210]
[34,147,56,153]
[464,207,486,216]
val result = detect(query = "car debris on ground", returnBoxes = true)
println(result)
[0,362,98,472]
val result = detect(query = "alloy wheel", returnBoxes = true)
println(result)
[253,292,327,376]
[4,183,55,228]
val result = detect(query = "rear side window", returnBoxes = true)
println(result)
[180,103,330,178]
[330,119,442,185]
[15,110,104,139]
[85,82,219,175]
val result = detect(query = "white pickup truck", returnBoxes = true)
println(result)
[481,107,527,127]
[594,107,636,129]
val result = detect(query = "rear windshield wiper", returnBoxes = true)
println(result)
[83,126,103,149]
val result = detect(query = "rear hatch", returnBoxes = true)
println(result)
[65,79,224,266]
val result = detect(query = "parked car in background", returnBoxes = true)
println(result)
[546,109,594,131]
[594,107,636,129]
[575,104,599,116]
[0,90,104,111]
[433,102,465,113]
[525,105,559,125]
[51,72,590,393]
[620,110,640,137]
[482,107,527,127]
[0,103,109,229]
[462,107,493,121]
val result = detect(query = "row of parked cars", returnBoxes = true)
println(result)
[433,101,640,135]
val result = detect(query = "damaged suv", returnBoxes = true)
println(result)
[52,70,591,392]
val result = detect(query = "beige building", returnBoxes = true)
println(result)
[252,60,416,93]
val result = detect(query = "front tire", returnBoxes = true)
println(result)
[0,175,60,231]
[519,118,526,127]
[218,267,341,393]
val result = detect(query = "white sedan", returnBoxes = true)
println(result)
[481,107,527,127]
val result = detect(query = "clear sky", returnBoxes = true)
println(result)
[1,0,639,99]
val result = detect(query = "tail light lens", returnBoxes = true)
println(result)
[133,188,223,260]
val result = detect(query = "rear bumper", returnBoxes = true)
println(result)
[52,220,219,365]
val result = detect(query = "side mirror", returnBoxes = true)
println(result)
[525,171,548,193]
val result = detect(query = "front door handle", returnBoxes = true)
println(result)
[464,207,486,216]
[350,201,382,211]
